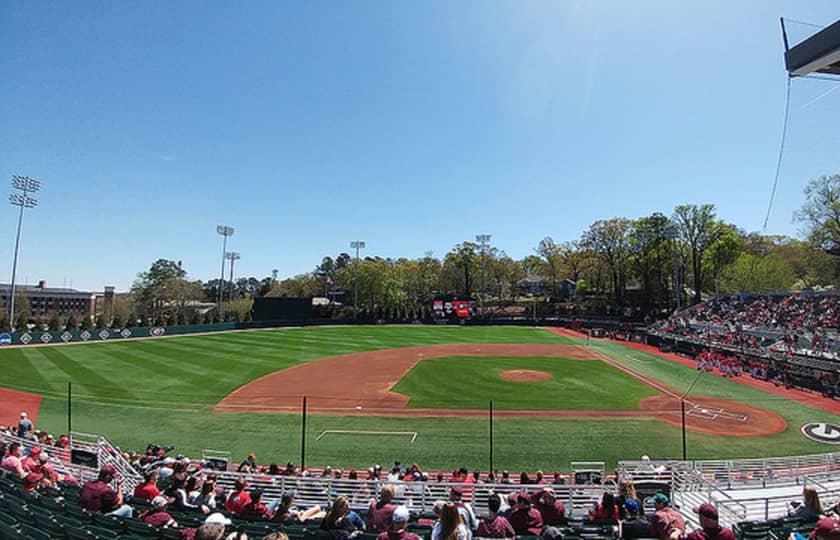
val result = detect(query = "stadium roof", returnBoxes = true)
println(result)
[784,18,840,77]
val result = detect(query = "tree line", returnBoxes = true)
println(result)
[2,174,838,331]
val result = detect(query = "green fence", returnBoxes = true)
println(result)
[0,322,237,346]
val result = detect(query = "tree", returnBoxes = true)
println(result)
[80,315,93,331]
[442,242,479,297]
[702,222,744,297]
[15,313,28,332]
[66,314,78,331]
[48,313,61,331]
[95,315,106,329]
[628,213,672,309]
[795,174,840,252]
[13,290,31,320]
[580,218,632,304]
[720,252,795,293]
[112,314,124,328]
[0,314,10,333]
[190,311,203,325]
[131,259,188,317]
[672,204,720,304]
[536,237,563,298]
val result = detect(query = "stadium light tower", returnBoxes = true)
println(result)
[225,252,241,313]
[8,176,41,326]
[350,241,366,320]
[216,225,235,314]
[475,234,491,316]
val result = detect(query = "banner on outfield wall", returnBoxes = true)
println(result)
[0,323,237,346]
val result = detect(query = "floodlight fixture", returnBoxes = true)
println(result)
[350,241,366,319]
[216,225,235,313]
[8,175,43,325]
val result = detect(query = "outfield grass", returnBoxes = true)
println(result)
[2,326,840,470]
[392,356,659,409]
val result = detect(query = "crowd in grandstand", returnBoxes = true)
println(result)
[651,293,840,359]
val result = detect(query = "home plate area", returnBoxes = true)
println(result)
[686,402,748,423]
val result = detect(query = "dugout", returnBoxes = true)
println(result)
[251,297,312,321]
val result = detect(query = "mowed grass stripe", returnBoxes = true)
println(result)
[34,346,135,399]
[393,356,659,410]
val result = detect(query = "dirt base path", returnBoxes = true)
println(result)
[0,388,42,428]
[215,341,785,436]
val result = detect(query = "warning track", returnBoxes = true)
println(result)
[215,341,785,437]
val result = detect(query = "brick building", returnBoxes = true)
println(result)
[0,281,97,319]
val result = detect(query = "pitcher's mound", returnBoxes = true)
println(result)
[500,369,552,382]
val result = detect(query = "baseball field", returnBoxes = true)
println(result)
[0,325,838,470]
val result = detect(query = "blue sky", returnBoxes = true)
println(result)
[1,1,838,291]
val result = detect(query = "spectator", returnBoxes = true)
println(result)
[140,496,178,528]
[476,494,515,538]
[240,489,272,520]
[800,517,840,540]
[1,442,25,478]
[589,491,619,523]
[134,470,161,501]
[23,472,43,493]
[79,465,133,518]
[239,452,257,473]
[264,534,289,540]
[533,487,566,526]
[649,493,685,540]
[432,502,471,540]
[21,446,41,472]
[270,491,325,524]
[18,412,33,440]
[168,477,210,514]
[321,495,363,533]
[449,486,477,530]
[367,485,397,533]
[686,503,736,540]
[378,505,419,540]
[507,492,543,536]
[791,486,823,521]
[195,523,227,540]
[617,480,641,520]
[225,479,252,514]
[192,475,219,511]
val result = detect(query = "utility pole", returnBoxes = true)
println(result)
[8,176,41,325]
[350,241,365,319]
[216,225,235,315]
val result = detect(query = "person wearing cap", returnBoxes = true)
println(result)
[650,492,685,540]
[22,446,41,472]
[686,503,735,540]
[507,492,543,536]
[476,494,515,538]
[533,487,566,526]
[140,496,178,528]
[450,486,477,530]
[617,480,642,520]
[803,517,840,540]
[378,505,419,540]
[18,412,33,440]
[619,499,652,540]
[367,485,397,533]
[79,465,133,518]
[23,472,43,493]
[134,469,161,501]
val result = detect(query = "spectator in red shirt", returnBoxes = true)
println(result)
[588,492,619,523]
[367,485,397,533]
[650,493,685,540]
[21,446,41,472]
[686,504,735,540]
[133,470,161,501]
[140,496,178,528]
[378,505,420,540]
[240,489,272,520]
[224,478,251,514]
[476,494,515,538]
[533,487,566,526]
[1,443,26,478]
[507,492,544,536]
[79,465,133,518]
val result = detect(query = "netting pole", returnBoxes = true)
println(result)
[301,395,307,469]
[489,400,494,473]
[681,398,687,461]
[67,381,72,434]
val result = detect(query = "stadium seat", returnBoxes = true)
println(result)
[122,517,159,537]
[19,522,54,540]
[0,521,26,540]
[88,524,122,539]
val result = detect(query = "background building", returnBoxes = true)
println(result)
[0,281,97,319]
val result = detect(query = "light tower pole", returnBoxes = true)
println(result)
[475,234,491,317]
[225,252,241,319]
[664,225,681,312]
[8,176,41,326]
[216,225,235,315]
[350,241,365,320]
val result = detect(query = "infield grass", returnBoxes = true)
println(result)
[1,325,840,470]
[392,356,659,409]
